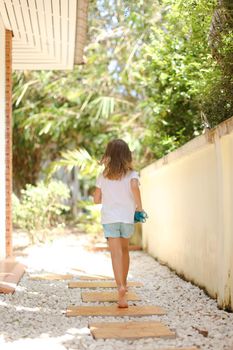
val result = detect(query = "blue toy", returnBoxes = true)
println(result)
[134,210,148,223]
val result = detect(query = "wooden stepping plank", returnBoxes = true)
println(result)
[0,258,25,294]
[87,244,142,252]
[155,348,199,350]
[66,305,166,317]
[82,291,141,302]
[89,321,175,339]
[68,281,143,288]
[30,273,73,281]
[79,275,114,280]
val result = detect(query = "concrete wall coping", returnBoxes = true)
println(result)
[141,116,233,174]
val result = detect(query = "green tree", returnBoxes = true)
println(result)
[203,0,233,125]
[13,0,156,191]
[13,0,233,193]
[127,0,218,157]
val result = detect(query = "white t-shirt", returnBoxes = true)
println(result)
[96,170,139,224]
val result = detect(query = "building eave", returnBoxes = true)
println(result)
[0,0,88,70]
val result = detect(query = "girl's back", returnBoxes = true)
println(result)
[96,170,139,224]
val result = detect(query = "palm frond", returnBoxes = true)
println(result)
[15,80,39,106]
[90,96,115,120]
[46,148,101,180]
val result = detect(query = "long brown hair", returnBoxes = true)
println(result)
[101,139,133,180]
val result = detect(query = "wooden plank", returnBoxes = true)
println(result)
[36,0,49,54]
[20,0,35,46]
[89,321,175,339]
[11,52,57,59]
[13,63,68,70]
[4,0,21,38]
[61,0,68,66]
[26,0,42,51]
[11,0,27,42]
[68,281,143,288]
[88,244,142,252]
[66,305,166,317]
[43,0,55,57]
[30,273,73,281]
[79,275,114,280]
[51,0,61,61]
[0,258,25,294]
[154,348,199,350]
[82,291,141,302]
[0,0,12,29]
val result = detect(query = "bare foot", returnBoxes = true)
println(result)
[118,286,128,308]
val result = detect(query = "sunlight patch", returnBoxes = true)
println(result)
[66,327,90,335]
[0,337,68,350]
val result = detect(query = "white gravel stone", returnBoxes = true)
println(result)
[1,232,233,350]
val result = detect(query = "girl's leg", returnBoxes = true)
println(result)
[108,237,128,308]
[120,238,130,287]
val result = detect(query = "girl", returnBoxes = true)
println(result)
[93,139,143,308]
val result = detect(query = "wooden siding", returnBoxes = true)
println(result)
[0,0,87,69]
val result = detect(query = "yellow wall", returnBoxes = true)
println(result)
[141,117,233,310]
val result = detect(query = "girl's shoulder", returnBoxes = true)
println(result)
[127,170,140,179]
[98,170,139,182]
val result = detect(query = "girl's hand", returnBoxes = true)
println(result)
[130,178,143,211]
[93,187,102,204]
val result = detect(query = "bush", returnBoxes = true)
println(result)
[13,180,70,243]
[75,200,102,235]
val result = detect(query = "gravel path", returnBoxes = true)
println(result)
[0,231,233,350]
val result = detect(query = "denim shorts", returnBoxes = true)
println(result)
[103,223,134,239]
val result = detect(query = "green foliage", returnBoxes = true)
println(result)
[47,148,101,181]
[12,0,233,194]
[13,180,70,243]
[202,2,233,125]
[75,201,102,235]
[127,0,218,157]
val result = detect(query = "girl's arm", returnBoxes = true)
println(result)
[93,187,102,204]
[130,179,143,211]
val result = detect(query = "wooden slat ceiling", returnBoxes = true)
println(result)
[0,0,88,70]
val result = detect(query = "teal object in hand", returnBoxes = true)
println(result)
[134,211,148,223]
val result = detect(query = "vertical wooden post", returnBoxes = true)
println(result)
[5,30,12,257]
[0,17,6,260]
